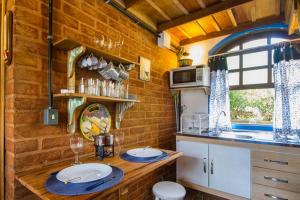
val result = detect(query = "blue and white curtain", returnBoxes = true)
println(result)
[273,44,300,141]
[208,57,232,131]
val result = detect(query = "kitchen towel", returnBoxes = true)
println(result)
[120,151,169,163]
[45,166,123,196]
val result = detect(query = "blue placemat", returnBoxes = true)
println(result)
[120,151,169,163]
[45,166,124,196]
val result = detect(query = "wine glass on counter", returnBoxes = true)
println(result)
[70,135,84,165]
[114,132,124,156]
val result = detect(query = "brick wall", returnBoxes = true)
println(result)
[5,0,177,199]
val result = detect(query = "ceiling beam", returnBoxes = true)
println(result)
[124,0,141,9]
[196,0,206,9]
[172,0,189,15]
[180,15,284,45]
[145,0,171,21]
[158,0,253,31]
[196,20,207,35]
[275,0,281,16]
[227,9,237,27]
[251,6,256,22]
[211,16,221,31]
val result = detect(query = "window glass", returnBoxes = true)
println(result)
[227,56,239,70]
[243,69,268,85]
[228,45,239,52]
[243,51,268,68]
[271,37,287,44]
[230,89,274,124]
[243,38,267,49]
[229,72,239,86]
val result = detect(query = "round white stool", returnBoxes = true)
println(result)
[152,181,186,200]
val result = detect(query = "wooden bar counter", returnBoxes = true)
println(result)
[16,150,182,200]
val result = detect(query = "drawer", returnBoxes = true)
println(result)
[252,184,300,200]
[252,151,300,174]
[253,167,300,193]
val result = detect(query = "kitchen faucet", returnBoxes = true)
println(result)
[215,111,226,136]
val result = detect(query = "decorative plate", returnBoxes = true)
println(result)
[80,103,111,141]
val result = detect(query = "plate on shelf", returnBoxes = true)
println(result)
[56,163,112,183]
[126,148,163,158]
[80,103,111,141]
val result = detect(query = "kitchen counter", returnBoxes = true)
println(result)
[177,132,300,154]
[177,131,300,148]
[16,149,182,200]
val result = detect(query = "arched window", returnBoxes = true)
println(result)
[211,29,297,130]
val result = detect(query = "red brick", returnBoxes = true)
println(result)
[15,150,61,171]
[42,136,69,149]
[15,139,39,154]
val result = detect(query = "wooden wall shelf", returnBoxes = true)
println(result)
[54,93,140,103]
[55,93,139,131]
[53,38,139,66]
[53,38,141,132]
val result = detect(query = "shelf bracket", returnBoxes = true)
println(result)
[115,102,135,129]
[67,46,86,90]
[68,97,86,134]
[66,46,86,134]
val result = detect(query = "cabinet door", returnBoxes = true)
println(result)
[176,140,209,187]
[209,144,251,198]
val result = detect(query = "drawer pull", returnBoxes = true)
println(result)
[264,176,288,183]
[203,158,207,173]
[264,193,288,200]
[264,159,288,165]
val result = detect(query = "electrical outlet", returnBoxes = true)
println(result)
[43,108,58,125]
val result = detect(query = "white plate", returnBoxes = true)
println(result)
[127,148,162,158]
[56,163,112,183]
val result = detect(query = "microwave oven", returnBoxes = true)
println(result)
[169,65,210,88]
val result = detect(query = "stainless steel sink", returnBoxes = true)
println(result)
[213,131,255,140]
[224,134,253,139]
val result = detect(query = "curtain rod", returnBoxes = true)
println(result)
[208,38,300,58]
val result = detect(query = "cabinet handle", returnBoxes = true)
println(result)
[264,176,288,183]
[264,159,288,165]
[203,158,207,173]
[210,160,214,175]
[264,193,288,200]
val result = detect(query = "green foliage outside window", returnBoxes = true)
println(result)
[230,89,274,124]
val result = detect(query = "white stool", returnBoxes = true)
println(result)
[152,181,186,200]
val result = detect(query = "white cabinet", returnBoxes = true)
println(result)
[176,140,251,199]
[209,144,251,199]
[176,140,209,187]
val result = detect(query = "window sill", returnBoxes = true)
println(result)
[232,123,273,132]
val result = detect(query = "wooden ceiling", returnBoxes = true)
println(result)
[112,0,287,45]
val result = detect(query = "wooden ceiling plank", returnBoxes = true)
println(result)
[172,0,189,15]
[145,0,171,21]
[196,0,206,9]
[211,15,221,31]
[196,20,207,35]
[227,9,237,27]
[158,0,253,31]
[177,27,193,38]
[180,15,284,45]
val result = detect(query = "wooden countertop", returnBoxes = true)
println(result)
[16,149,182,200]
